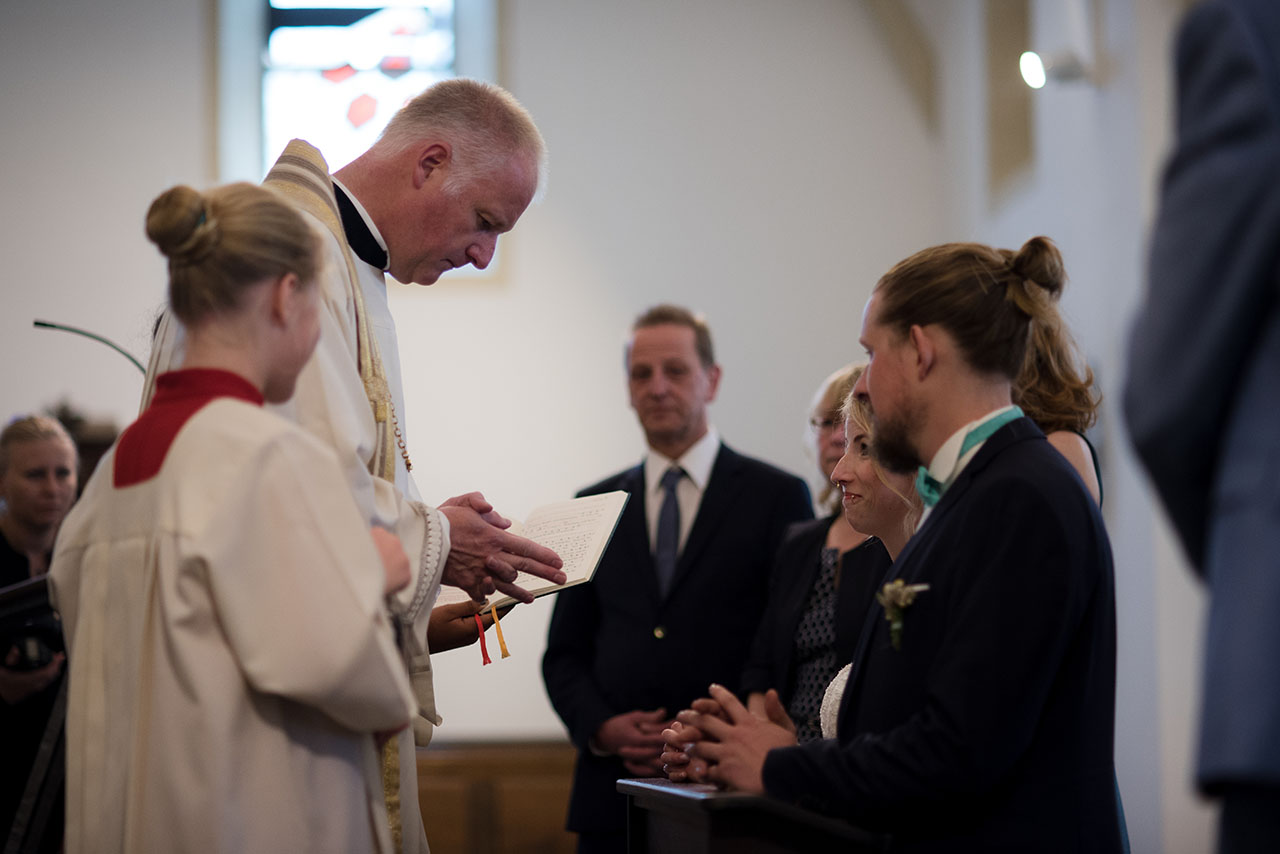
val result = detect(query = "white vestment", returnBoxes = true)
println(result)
[49,396,418,854]
[144,141,448,853]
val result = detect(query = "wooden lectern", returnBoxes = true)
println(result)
[618,778,888,854]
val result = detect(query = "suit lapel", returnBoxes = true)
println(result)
[616,463,663,602]
[837,557,898,725]
[668,444,737,595]
[904,417,1042,547]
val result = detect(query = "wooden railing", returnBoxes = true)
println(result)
[416,740,577,854]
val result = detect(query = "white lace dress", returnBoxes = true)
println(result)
[819,663,852,739]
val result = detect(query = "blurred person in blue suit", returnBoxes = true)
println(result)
[1126,1,1280,850]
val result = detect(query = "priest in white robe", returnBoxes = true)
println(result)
[140,78,560,853]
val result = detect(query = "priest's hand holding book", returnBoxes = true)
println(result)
[435,491,629,611]
[437,491,566,603]
[432,491,627,656]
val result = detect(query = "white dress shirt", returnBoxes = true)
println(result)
[642,426,721,554]
[918,405,1020,528]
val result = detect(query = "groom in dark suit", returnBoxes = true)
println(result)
[542,304,812,854]
[669,242,1123,853]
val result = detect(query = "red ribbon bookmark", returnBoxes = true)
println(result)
[474,613,492,665]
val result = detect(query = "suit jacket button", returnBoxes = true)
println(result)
[653,626,666,639]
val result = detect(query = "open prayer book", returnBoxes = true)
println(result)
[435,491,629,610]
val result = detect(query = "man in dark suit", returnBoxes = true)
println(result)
[542,304,813,854]
[670,241,1122,852]
[1126,2,1280,849]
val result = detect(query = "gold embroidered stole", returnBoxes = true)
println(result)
[263,140,403,851]
[263,139,397,482]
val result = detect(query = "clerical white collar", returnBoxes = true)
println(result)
[925,405,1020,489]
[331,175,389,270]
[644,426,720,495]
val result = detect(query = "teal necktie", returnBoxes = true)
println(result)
[915,468,944,507]
[915,407,1023,507]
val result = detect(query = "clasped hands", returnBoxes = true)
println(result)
[658,685,798,795]
[595,708,674,776]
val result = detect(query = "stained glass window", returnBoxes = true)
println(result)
[263,1,457,173]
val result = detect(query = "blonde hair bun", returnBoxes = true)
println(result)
[143,182,319,325]
[145,185,219,265]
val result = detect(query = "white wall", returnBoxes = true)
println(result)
[0,1,1214,851]
[1,0,215,425]
[414,0,945,742]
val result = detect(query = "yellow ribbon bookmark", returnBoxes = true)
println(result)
[490,602,511,659]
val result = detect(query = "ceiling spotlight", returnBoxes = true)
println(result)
[1020,50,1090,88]
[1020,51,1046,89]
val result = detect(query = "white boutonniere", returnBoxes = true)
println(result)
[876,579,930,651]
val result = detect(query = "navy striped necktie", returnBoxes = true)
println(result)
[654,467,684,596]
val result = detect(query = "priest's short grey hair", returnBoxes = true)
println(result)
[377,77,548,197]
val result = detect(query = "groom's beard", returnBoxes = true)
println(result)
[870,406,923,475]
